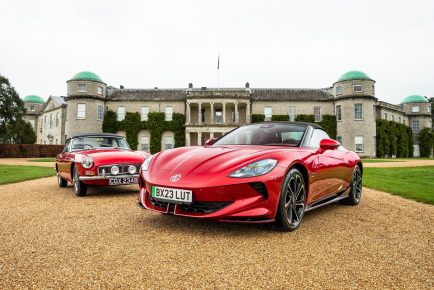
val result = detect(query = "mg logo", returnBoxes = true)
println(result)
[169,174,181,182]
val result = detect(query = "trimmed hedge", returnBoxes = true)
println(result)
[376,120,413,158]
[0,144,63,158]
[419,128,433,157]
[102,111,185,154]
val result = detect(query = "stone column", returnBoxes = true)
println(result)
[210,132,214,139]
[185,132,190,146]
[186,103,191,125]
[198,132,202,145]
[198,103,202,125]
[222,103,226,124]
[246,102,251,124]
[210,103,214,124]
[235,102,239,123]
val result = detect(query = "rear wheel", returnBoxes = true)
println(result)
[275,168,306,231]
[56,169,67,188]
[73,166,87,196]
[342,165,362,205]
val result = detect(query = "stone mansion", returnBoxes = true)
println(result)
[22,70,433,157]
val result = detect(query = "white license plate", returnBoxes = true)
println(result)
[109,177,138,185]
[151,186,193,203]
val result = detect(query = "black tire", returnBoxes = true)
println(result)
[342,165,362,205]
[275,168,307,231]
[73,166,87,196]
[56,169,67,188]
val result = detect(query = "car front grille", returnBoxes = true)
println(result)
[98,164,141,176]
[150,198,169,209]
[181,201,232,214]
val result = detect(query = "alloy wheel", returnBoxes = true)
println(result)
[284,173,306,228]
[353,167,362,202]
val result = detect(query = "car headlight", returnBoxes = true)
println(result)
[229,159,278,178]
[81,157,93,169]
[141,155,153,172]
[111,165,120,175]
[128,165,137,174]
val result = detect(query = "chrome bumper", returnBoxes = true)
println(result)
[79,174,140,181]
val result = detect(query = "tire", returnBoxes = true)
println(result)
[342,165,362,205]
[275,168,307,231]
[73,166,87,196]
[56,169,67,188]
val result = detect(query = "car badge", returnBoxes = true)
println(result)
[170,174,181,182]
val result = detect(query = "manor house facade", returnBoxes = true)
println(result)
[22,71,433,157]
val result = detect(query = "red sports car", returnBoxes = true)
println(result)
[138,122,362,231]
[56,133,149,196]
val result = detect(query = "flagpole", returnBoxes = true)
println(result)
[217,53,220,90]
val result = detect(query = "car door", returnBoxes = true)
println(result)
[307,129,346,203]
[57,140,74,181]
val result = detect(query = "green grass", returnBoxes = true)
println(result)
[28,158,56,162]
[363,166,434,204]
[0,165,56,185]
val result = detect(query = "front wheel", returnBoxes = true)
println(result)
[342,165,362,205]
[57,170,67,187]
[73,166,87,196]
[275,168,307,231]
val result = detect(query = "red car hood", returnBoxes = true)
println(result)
[154,145,305,174]
[82,149,146,165]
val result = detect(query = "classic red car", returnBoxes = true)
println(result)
[138,122,363,231]
[56,133,149,196]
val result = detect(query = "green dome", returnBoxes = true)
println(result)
[22,95,44,104]
[337,71,372,82]
[401,95,429,104]
[70,71,103,82]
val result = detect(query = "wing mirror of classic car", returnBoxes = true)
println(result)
[204,138,218,146]
[319,139,340,151]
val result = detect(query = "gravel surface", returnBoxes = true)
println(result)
[0,176,433,289]
[0,158,54,168]
[364,159,434,168]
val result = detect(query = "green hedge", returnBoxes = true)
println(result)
[102,110,185,154]
[250,114,337,139]
[376,120,413,158]
[419,128,433,157]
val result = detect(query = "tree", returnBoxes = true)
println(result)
[5,118,36,144]
[419,128,433,157]
[0,74,25,143]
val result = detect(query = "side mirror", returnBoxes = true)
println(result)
[319,139,340,151]
[204,138,217,146]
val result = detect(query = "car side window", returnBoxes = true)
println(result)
[308,129,330,149]
[63,140,70,152]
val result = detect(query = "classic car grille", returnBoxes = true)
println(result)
[98,164,141,176]
[181,201,232,214]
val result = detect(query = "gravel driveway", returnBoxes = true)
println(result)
[0,177,433,289]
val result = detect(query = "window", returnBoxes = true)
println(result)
[78,84,86,92]
[55,139,58,145]
[314,107,321,122]
[353,85,362,93]
[308,129,330,149]
[44,116,47,128]
[412,106,419,113]
[141,106,149,121]
[403,119,406,125]
[413,145,420,157]
[97,86,103,95]
[164,136,174,150]
[50,114,53,128]
[398,117,401,123]
[354,103,363,120]
[77,103,86,119]
[336,86,342,96]
[412,120,420,133]
[165,106,173,121]
[428,106,431,113]
[117,106,125,121]
[140,136,149,152]
[264,106,272,121]
[97,105,104,121]
[29,105,35,112]
[336,105,342,121]
[56,112,59,126]
[289,106,297,122]
[336,136,343,145]
[391,115,394,121]
[215,109,223,123]
[384,113,387,120]
[355,136,364,152]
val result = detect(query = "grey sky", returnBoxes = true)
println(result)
[0,0,433,104]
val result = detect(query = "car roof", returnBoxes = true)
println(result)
[70,132,124,139]
[249,121,324,130]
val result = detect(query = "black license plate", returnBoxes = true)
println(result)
[108,177,138,185]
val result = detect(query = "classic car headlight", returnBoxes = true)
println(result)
[141,155,153,171]
[128,165,137,174]
[111,166,120,175]
[81,157,93,169]
[229,159,278,178]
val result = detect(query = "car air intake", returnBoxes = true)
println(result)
[248,182,268,199]
[181,201,232,214]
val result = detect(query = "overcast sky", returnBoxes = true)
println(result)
[0,0,433,104]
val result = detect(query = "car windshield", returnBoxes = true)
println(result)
[70,136,130,151]
[214,123,306,147]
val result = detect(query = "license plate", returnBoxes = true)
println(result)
[109,177,138,185]
[152,186,193,203]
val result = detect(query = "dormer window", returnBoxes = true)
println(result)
[412,106,419,113]
[353,85,362,93]
[97,86,103,95]
[78,84,87,92]
[29,105,35,112]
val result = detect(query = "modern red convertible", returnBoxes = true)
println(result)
[138,122,362,231]
[56,133,148,196]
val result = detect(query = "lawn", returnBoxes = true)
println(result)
[363,166,434,204]
[28,158,56,162]
[0,165,56,185]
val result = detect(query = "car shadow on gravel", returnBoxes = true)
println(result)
[63,184,139,198]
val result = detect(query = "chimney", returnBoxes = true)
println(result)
[201,87,207,90]
[120,85,124,89]
[154,87,158,90]
[188,83,193,89]
[245,82,250,88]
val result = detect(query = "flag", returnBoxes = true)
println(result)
[217,55,220,70]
